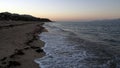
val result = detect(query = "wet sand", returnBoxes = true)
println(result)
[0,21,46,68]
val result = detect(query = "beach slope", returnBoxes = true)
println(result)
[0,21,46,68]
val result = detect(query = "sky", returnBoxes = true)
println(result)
[0,0,120,21]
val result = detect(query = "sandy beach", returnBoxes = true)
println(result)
[0,21,46,68]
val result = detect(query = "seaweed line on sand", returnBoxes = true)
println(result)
[0,22,47,68]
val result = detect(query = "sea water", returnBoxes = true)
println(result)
[35,21,120,68]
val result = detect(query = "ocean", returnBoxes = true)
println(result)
[35,21,120,68]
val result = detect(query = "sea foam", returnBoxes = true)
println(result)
[35,23,120,68]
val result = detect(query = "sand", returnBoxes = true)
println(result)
[0,21,46,68]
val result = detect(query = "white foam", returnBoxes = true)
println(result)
[35,23,119,68]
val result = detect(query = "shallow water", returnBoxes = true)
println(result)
[35,22,120,68]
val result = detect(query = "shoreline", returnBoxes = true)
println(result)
[0,21,47,68]
[34,22,120,68]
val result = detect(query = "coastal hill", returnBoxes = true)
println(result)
[0,12,52,22]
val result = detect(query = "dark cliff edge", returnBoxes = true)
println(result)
[0,12,52,22]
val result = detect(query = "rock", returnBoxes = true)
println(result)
[15,50,25,55]
[7,61,21,67]
[35,48,44,53]
[24,47,30,50]
[0,57,7,61]
[30,46,40,49]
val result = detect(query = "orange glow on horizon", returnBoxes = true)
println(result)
[0,0,120,21]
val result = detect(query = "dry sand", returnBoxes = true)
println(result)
[0,21,46,68]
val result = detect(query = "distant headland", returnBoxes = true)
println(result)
[0,12,52,22]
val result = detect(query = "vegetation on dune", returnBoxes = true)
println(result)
[0,12,52,22]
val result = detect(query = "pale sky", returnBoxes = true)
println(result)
[0,0,120,21]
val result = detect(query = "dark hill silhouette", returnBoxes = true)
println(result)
[0,12,52,22]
